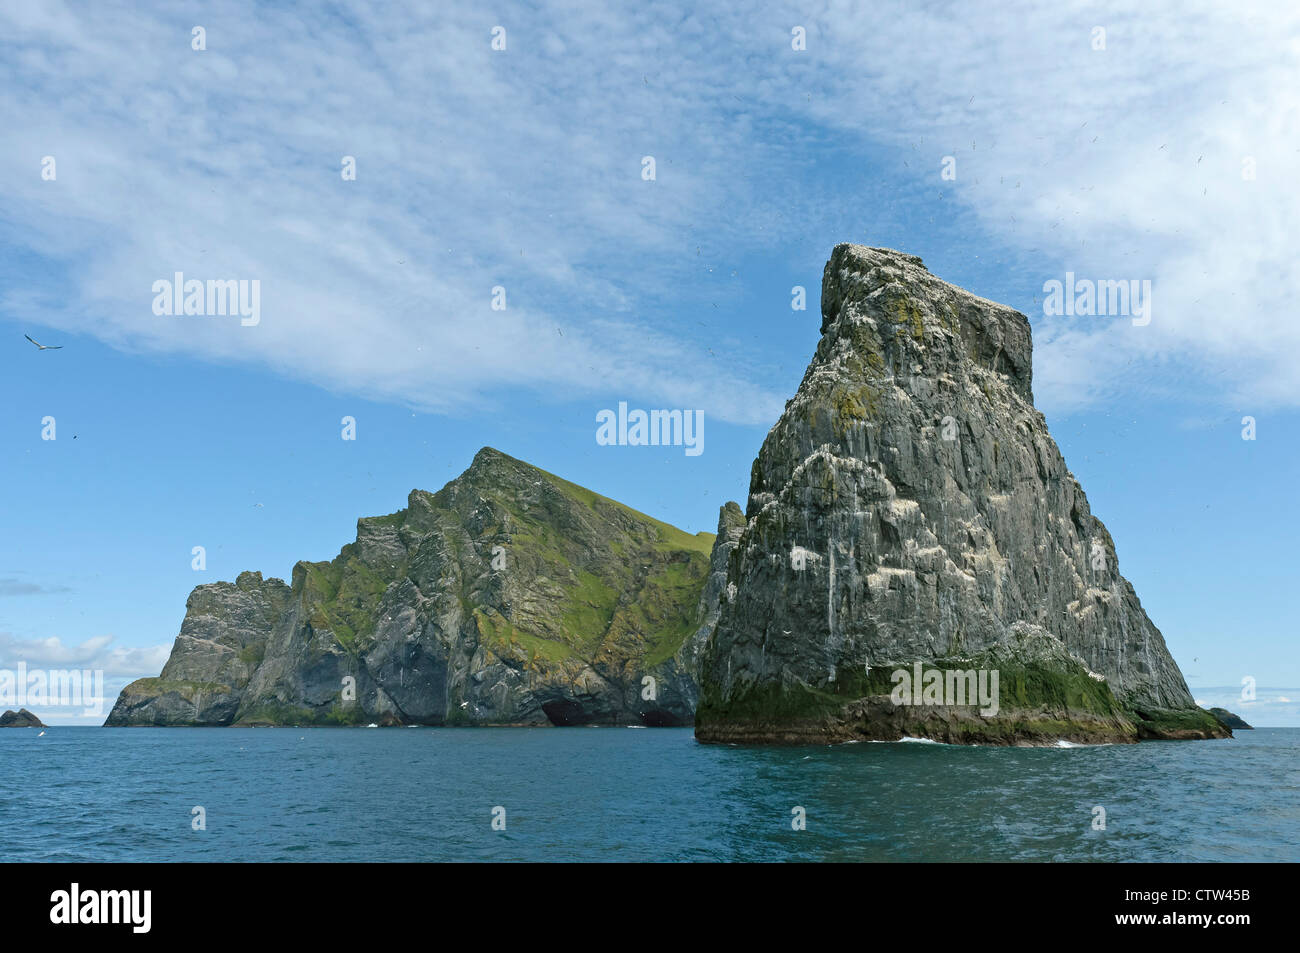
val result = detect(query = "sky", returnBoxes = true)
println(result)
[1,0,1296,725]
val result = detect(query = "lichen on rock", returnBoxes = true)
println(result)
[695,244,1226,745]
[106,448,718,728]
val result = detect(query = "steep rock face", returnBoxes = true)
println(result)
[697,244,1225,744]
[674,501,746,708]
[106,448,715,727]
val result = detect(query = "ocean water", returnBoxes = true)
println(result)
[3,727,1296,862]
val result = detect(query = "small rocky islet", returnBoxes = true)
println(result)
[106,244,1229,746]
[1,708,45,727]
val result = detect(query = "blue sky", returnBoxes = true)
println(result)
[1,1,1296,724]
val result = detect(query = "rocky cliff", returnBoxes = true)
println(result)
[106,448,718,727]
[696,244,1226,745]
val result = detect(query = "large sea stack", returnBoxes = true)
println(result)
[696,244,1226,745]
[106,449,716,727]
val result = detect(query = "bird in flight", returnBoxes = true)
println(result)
[25,334,62,350]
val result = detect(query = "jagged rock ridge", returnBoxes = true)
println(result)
[696,244,1226,745]
[106,448,719,727]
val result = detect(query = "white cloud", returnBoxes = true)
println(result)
[1190,686,1300,727]
[788,1,1300,414]
[0,631,170,677]
[1,1,1297,420]
[0,632,170,725]
[0,1,792,425]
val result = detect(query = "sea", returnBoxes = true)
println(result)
[3,726,1296,862]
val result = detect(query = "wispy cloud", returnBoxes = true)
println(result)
[1,1,1297,421]
[0,1,797,425]
[785,1,1300,414]
[0,577,70,597]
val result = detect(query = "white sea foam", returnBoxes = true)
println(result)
[1052,739,1113,748]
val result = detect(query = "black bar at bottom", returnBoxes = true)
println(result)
[0,861,1281,939]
